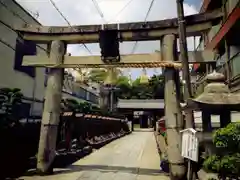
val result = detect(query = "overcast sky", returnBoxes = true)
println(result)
[16,0,202,79]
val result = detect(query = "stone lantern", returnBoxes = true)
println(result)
[182,70,240,131]
[182,70,240,157]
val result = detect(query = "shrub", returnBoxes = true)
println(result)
[203,155,221,172]
[213,122,240,152]
[203,122,240,176]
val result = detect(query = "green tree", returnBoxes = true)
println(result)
[88,68,123,111]
[88,69,166,100]
[148,74,165,99]
[61,98,93,113]
[88,68,122,84]
[129,75,164,99]
[115,76,131,99]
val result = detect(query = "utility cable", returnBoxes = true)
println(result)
[144,0,155,22]
[49,0,92,54]
[107,0,135,23]
[91,0,107,23]
[130,0,156,54]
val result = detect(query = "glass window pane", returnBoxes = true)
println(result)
[231,53,240,78]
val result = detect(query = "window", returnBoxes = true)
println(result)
[14,39,36,78]
[230,53,240,78]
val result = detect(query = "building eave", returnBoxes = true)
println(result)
[205,6,240,50]
[12,0,42,25]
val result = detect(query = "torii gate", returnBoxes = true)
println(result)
[15,9,222,176]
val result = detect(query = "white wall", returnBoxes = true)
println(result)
[0,0,101,116]
[0,0,46,116]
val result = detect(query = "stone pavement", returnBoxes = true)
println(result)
[19,131,169,180]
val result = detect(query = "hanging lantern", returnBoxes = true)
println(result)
[104,67,115,85]
[139,68,149,84]
[128,70,133,85]
[99,30,120,63]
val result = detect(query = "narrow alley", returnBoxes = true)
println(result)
[19,131,169,180]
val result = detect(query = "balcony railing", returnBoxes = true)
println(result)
[230,52,240,79]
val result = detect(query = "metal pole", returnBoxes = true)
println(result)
[176,0,195,127]
[176,0,192,99]
[110,87,113,112]
[176,0,195,179]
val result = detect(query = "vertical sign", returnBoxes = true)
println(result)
[180,128,199,162]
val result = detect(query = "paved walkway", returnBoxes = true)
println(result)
[20,131,169,180]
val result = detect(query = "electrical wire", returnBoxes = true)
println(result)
[49,0,92,54]
[91,0,107,22]
[144,0,155,22]
[107,0,135,23]
[131,42,138,54]
[130,0,156,54]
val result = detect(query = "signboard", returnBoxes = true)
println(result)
[180,128,199,162]
[134,111,144,116]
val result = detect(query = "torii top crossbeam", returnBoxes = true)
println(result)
[15,10,222,44]
[14,9,222,69]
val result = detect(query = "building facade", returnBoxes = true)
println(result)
[0,0,99,117]
[63,74,99,106]
[193,0,240,93]
[191,0,240,125]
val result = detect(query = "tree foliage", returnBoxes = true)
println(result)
[0,88,23,128]
[88,68,122,84]
[203,122,240,176]
[116,74,165,99]
[61,99,93,114]
[88,68,165,99]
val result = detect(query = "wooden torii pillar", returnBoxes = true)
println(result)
[162,34,186,179]
[37,40,66,173]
